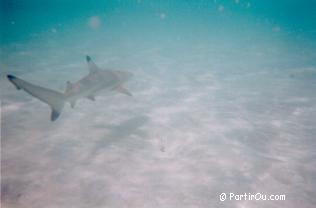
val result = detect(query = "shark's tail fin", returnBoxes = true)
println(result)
[7,75,65,121]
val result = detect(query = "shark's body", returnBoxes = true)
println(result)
[7,56,132,121]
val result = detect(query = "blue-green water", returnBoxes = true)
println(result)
[1,1,316,207]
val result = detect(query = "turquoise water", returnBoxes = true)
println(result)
[1,1,316,207]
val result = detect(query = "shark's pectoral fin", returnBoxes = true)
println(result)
[70,101,76,108]
[51,108,61,121]
[115,86,132,96]
[87,95,95,101]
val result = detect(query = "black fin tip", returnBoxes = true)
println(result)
[7,74,16,80]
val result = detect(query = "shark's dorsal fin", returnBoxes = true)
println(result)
[86,55,100,73]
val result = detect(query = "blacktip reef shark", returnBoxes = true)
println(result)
[7,56,133,121]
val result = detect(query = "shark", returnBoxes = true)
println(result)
[7,56,133,121]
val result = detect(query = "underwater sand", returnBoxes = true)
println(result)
[1,1,316,208]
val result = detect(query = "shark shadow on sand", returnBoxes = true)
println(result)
[86,115,149,161]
